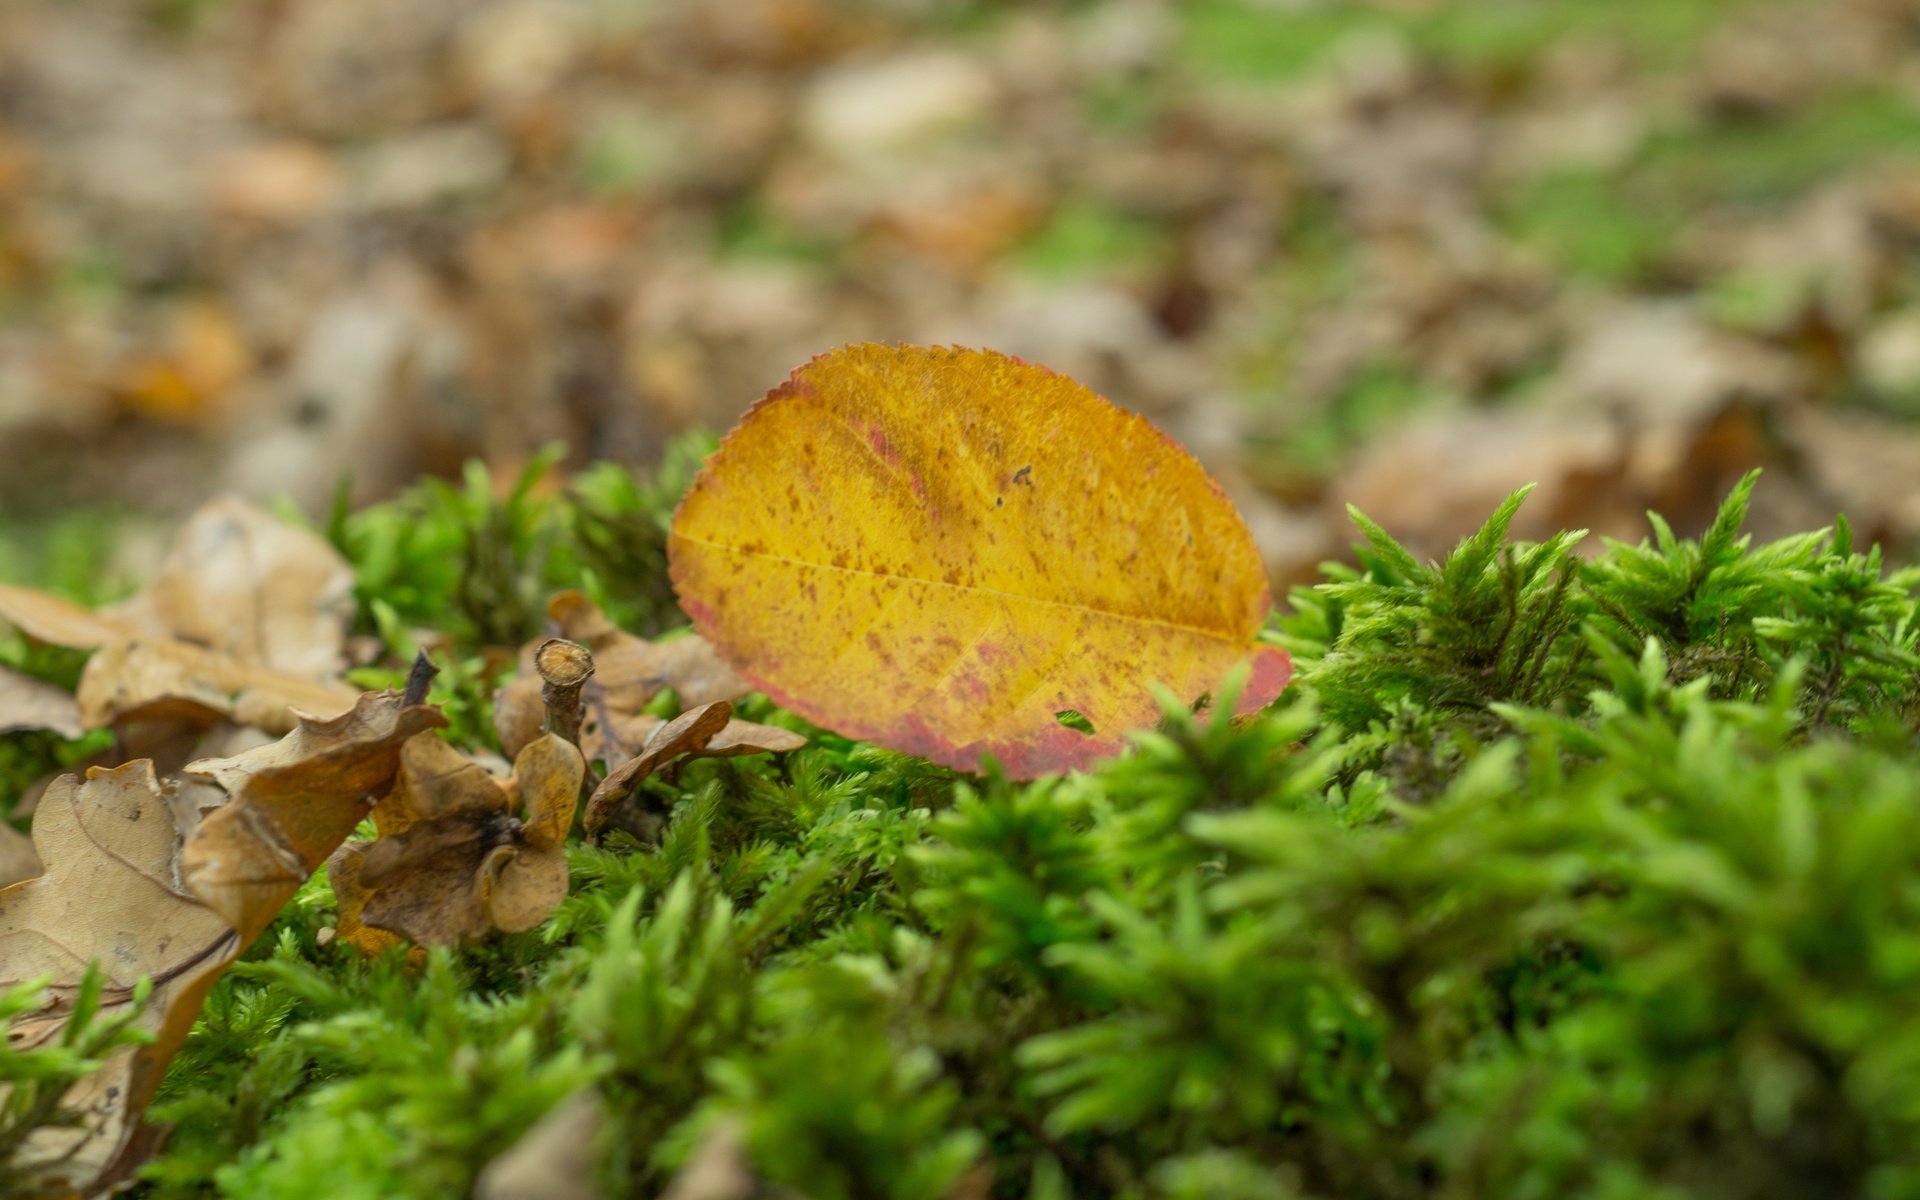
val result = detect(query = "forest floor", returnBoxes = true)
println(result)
[5,0,1920,585]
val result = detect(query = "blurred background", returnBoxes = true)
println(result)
[3,0,1920,590]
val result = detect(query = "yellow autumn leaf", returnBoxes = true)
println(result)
[668,343,1291,777]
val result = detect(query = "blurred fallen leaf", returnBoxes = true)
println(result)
[0,665,83,738]
[1782,407,1920,546]
[209,140,341,224]
[0,763,232,1196]
[0,496,358,736]
[111,302,251,426]
[659,1116,800,1200]
[473,1089,607,1200]
[327,731,581,948]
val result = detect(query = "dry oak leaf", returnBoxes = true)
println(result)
[0,497,358,736]
[182,690,448,942]
[0,763,233,1196]
[581,700,806,844]
[668,343,1292,777]
[328,732,583,948]
[494,591,750,763]
[0,687,439,1195]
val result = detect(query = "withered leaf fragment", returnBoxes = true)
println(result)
[184,690,448,941]
[0,686,442,1196]
[328,732,583,947]
[0,497,359,736]
[473,1089,608,1200]
[0,763,233,1196]
[581,701,806,844]
[0,665,85,739]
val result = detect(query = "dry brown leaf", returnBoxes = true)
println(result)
[0,684,439,1194]
[0,664,84,738]
[0,764,239,1195]
[76,637,361,735]
[320,839,408,958]
[593,710,808,773]
[110,495,355,680]
[182,690,447,941]
[328,731,582,948]
[0,497,359,737]
[580,700,804,845]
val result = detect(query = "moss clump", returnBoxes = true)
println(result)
[6,466,1920,1199]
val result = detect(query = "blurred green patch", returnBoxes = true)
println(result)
[1082,76,1164,135]
[1181,0,1766,83]
[1248,361,1433,484]
[1015,201,1169,278]
[1501,168,1671,285]
[576,114,674,197]
[0,508,134,605]
[715,202,838,266]
[1638,90,1920,210]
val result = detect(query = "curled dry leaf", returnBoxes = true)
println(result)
[494,591,750,763]
[182,690,448,941]
[0,496,358,736]
[581,700,806,844]
[327,731,583,948]
[668,344,1292,778]
[324,839,407,958]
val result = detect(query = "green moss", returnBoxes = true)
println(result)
[8,467,1920,1199]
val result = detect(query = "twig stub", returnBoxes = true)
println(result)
[536,637,594,749]
[402,651,439,708]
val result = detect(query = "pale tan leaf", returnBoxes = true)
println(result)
[0,822,38,890]
[0,764,238,1196]
[106,495,355,680]
[76,637,358,734]
[0,665,84,739]
[0,498,359,740]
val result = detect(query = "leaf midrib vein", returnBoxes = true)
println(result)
[671,531,1247,643]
